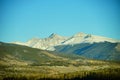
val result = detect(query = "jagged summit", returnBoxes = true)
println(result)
[49,33,60,38]
[48,33,67,39]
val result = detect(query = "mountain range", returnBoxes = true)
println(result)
[12,32,120,61]
[13,32,120,50]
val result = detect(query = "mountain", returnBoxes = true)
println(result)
[54,33,120,61]
[12,32,120,61]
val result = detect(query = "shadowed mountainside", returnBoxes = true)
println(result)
[54,42,120,61]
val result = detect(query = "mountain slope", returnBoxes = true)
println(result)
[0,42,72,66]
[54,42,120,61]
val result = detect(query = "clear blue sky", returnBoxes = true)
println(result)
[0,0,120,42]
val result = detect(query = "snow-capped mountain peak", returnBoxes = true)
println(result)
[12,32,120,51]
[20,33,67,50]
[62,32,119,45]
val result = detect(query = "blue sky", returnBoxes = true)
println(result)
[0,0,120,42]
